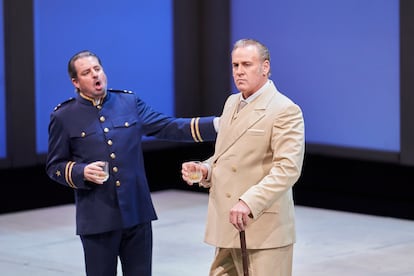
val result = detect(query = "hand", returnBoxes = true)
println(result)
[84,161,107,184]
[229,200,251,231]
[181,161,207,186]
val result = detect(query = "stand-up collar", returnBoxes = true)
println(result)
[78,91,107,106]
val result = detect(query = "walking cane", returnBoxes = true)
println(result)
[240,230,249,276]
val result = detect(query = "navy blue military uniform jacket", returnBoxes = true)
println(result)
[46,89,216,235]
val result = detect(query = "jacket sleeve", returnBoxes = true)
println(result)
[45,113,92,190]
[137,96,217,142]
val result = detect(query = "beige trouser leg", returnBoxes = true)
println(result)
[209,244,293,276]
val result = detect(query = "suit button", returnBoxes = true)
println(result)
[116,181,121,187]
[113,167,118,173]
[226,193,231,198]
[110,153,116,159]
[100,116,105,122]
[104,127,109,133]
[107,139,113,146]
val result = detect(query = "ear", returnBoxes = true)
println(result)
[262,60,270,76]
[71,78,79,89]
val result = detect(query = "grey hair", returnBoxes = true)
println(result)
[232,38,270,63]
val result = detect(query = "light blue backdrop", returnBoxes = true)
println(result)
[34,0,174,154]
[231,0,399,152]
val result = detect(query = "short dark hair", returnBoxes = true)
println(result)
[67,50,102,79]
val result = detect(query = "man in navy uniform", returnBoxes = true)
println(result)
[46,50,218,276]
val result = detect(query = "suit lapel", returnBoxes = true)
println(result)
[214,85,277,161]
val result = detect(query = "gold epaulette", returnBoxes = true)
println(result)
[108,88,133,94]
[53,97,75,111]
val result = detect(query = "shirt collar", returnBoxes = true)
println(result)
[239,80,272,104]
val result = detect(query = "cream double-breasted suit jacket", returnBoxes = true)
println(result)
[203,81,305,249]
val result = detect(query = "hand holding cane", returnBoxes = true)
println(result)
[240,230,249,276]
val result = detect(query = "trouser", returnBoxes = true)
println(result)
[80,222,152,276]
[209,244,293,276]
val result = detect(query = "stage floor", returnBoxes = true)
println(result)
[1,189,414,275]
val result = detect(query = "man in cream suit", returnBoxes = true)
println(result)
[182,38,305,276]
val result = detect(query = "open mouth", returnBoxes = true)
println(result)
[95,80,102,90]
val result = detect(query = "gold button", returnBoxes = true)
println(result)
[104,128,109,133]
[100,116,105,122]
[107,140,113,146]
[113,167,118,173]
[124,122,130,127]
[110,153,116,159]
[81,132,86,137]
[97,105,102,110]
[116,181,121,187]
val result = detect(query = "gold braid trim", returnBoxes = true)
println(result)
[190,117,199,142]
[194,117,203,142]
[65,161,77,189]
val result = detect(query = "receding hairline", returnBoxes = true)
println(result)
[68,50,102,79]
[232,39,270,62]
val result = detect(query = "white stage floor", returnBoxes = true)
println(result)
[1,189,414,275]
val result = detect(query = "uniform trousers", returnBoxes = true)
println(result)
[209,244,293,276]
[80,222,152,276]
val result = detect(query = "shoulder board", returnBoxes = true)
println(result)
[108,88,133,94]
[53,97,75,111]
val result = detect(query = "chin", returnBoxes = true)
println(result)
[236,84,245,91]
[237,86,249,93]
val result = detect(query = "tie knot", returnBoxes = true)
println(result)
[237,100,247,112]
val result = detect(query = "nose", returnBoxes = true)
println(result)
[234,66,244,75]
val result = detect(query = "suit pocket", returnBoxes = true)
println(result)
[112,116,138,128]
[246,129,265,136]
